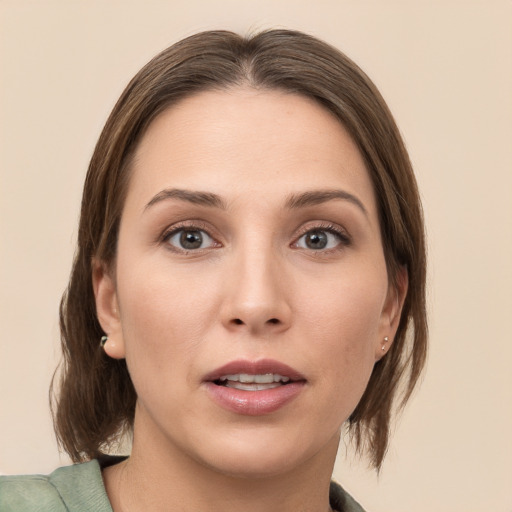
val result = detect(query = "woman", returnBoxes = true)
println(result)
[0,29,427,511]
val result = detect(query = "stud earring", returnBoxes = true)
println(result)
[382,336,389,351]
[100,335,108,348]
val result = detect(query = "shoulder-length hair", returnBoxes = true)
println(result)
[52,29,427,470]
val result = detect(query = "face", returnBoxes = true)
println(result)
[95,88,405,478]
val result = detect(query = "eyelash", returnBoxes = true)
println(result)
[292,223,352,253]
[159,221,351,254]
[160,221,221,254]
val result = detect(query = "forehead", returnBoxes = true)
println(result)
[126,87,377,215]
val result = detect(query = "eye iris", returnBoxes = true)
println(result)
[180,230,203,249]
[305,230,328,249]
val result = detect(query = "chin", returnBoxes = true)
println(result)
[203,451,304,480]
[194,427,336,480]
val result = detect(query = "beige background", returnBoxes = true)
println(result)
[1,1,511,511]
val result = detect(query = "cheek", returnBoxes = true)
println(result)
[117,255,218,341]
[298,271,386,403]
[114,264,206,386]
[298,273,386,346]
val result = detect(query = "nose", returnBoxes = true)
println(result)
[220,244,292,336]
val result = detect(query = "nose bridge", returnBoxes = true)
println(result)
[222,232,291,333]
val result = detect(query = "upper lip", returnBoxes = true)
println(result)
[203,359,306,383]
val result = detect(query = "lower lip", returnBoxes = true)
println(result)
[204,381,305,415]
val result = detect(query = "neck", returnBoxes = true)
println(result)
[105,410,339,512]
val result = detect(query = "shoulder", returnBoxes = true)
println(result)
[0,460,113,512]
[330,480,367,512]
[0,473,66,512]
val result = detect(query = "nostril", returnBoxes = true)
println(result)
[230,318,280,326]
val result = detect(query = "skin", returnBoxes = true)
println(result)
[94,88,407,512]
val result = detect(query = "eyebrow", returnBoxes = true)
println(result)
[285,189,368,216]
[144,187,367,216]
[144,188,227,211]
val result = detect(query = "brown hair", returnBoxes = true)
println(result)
[52,29,427,470]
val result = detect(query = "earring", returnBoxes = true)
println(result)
[381,336,389,351]
[100,335,108,348]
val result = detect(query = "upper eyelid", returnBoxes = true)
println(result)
[293,221,351,239]
[161,220,216,238]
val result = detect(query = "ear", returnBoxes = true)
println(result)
[92,259,126,359]
[375,265,408,361]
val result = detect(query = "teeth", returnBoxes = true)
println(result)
[219,373,290,384]
[225,381,282,391]
[255,374,273,383]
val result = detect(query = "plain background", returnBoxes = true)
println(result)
[1,1,511,511]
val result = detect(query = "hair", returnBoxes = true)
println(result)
[52,29,427,471]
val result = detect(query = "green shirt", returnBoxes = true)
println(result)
[0,460,111,511]
[0,459,366,511]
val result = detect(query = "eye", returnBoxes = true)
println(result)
[165,228,216,251]
[295,228,348,251]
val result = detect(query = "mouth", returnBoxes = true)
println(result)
[203,359,306,415]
